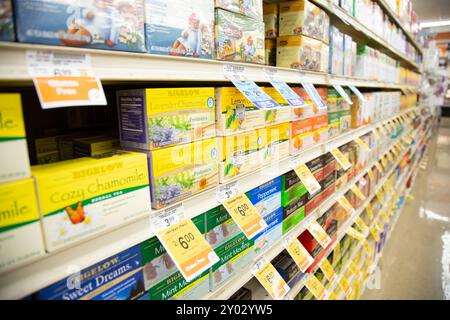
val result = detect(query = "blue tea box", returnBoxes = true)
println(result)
[246,176,282,216]
[144,0,214,59]
[253,207,282,255]
[36,245,145,300]
[13,0,146,52]
[0,0,15,41]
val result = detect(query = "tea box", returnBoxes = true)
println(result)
[35,136,60,164]
[145,138,219,209]
[215,9,265,64]
[32,150,151,251]
[291,87,328,121]
[258,122,290,165]
[0,0,14,41]
[246,177,282,216]
[328,26,343,75]
[290,117,314,154]
[281,170,307,207]
[0,94,31,183]
[276,35,326,72]
[273,252,303,287]
[218,131,262,182]
[282,193,306,233]
[73,135,119,158]
[215,0,263,21]
[265,38,277,66]
[327,111,340,139]
[343,34,353,76]
[278,0,330,43]
[13,0,146,52]
[0,178,45,273]
[263,2,278,38]
[141,214,209,299]
[262,87,292,126]
[252,207,282,254]
[322,152,336,179]
[205,205,241,250]
[144,0,214,59]
[312,114,329,144]
[36,245,144,300]
[117,88,216,151]
[339,109,351,133]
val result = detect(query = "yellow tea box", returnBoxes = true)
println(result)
[35,136,59,164]
[117,88,215,151]
[259,122,290,165]
[0,93,31,183]
[146,138,219,209]
[276,35,325,72]
[263,3,278,38]
[0,178,45,273]
[262,87,292,125]
[218,131,263,182]
[32,151,151,252]
[73,135,120,158]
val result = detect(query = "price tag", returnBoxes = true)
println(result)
[392,145,399,156]
[376,189,385,203]
[375,161,384,173]
[264,69,305,107]
[333,242,341,265]
[331,84,353,104]
[386,150,394,162]
[346,227,366,241]
[354,217,369,234]
[362,239,372,255]
[298,78,327,109]
[284,236,315,272]
[349,261,360,275]
[354,137,371,152]
[330,148,352,170]
[252,258,290,300]
[381,156,388,169]
[351,184,366,201]
[370,226,380,242]
[365,203,374,219]
[348,85,366,102]
[153,206,220,282]
[320,259,337,283]
[27,50,106,109]
[337,195,355,215]
[224,65,278,109]
[338,277,352,297]
[307,220,332,248]
[291,161,321,195]
[305,274,328,300]
[367,168,375,182]
[380,210,390,223]
[216,181,240,202]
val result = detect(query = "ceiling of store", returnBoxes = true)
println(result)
[412,0,450,22]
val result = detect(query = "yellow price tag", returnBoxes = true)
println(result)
[337,195,355,215]
[155,218,220,282]
[355,217,369,234]
[370,226,380,242]
[346,226,366,241]
[320,259,337,283]
[252,259,290,300]
[330,148,352,170]
[376,190,385,203]
[284,236,315,272]
[307,220,332,248]
[349,261,360,275]
[381,156,388,169]
[392,145,399,156]
[292,163,322,195]
[328,292,338,300]
[362,239,372,255]
[380,210,390,223]
[222,193,268,239]
[333,242,341,266]
[375,161,384,173]
[365,202,374,219]
[354,137,371,152]
[305,274,327,300]
[339,277,352,297]
[375,220,384,232]
[351,184,366,201]
[386,150,394,162]
[367,168,375,182]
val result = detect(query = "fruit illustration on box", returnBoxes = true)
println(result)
[198,177,208,190]
[225,106,244,132]
[293,107,303,118]
[207,230,218,245]
[65,202,86,224]
[220,224,229,237]
[293,137,303,150]
[265,109,277,124]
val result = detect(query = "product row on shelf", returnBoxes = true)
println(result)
[0,79,431,299]
[0,0,420,78]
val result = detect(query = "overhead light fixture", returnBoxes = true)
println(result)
[420,20,450,28]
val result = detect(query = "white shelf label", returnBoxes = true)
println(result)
[298,76,327,109]
[331,84,353,105]
[264,69,306,107]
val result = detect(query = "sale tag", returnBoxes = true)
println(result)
[284,236,315,272]
[348,85,366,102]
[381,156,388,169]
[386,150,394,162]
[354,137,371,152]
[330,148,352,170]
[305,274,328,300]
[307,220,332,248]
[362,239,372,255]
[376,189,385,203]
[354,217,369,234]
[291,161,321,195]
[221,193,268,239]
[320,259,337,283]
[264,69,305,107]
[370,227,380,242]
[365,203,374,219]
[337,195,355,216]
[252,258,290,300]
[27,50,106,109]
[298,78,327,109]
[367,168,375,182]
[346,227,366,241]
[375,161,384,173]
[380,210,390,223]
[351,184,366,201]
[331,84,353,105]
[153,211,220,282]
[224,65,278,109]
[338,277,352,297]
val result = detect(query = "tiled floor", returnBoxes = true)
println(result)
[363,117,450,300]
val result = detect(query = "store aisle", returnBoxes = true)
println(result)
[363,119,450,300]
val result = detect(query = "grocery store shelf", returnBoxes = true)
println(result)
[0,42,418,87]
[376,0,423,55]
[310,0,421,72]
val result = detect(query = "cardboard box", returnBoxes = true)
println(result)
[35,136,60,164]
[0,93,31,183]
[0,178,45,273]
[117,88,216,150]
[32,151,151,251]
[36,245,144,300]
[263,2,278,38]
[215,9,265,64]
[290,118,314,154]
[291,87,328,120]
[282,194,306,233]
[281,170,307,207]
[0,0,14,41]
[327,111,340,139]
[258,122,290,165]
[73,135,119,157]
[343,34,353,76]
[277,35,325,72]
[215,0,263,21]
[246,177,282,216]
[14,0,146,52]
[312,114,329,144]
[144,0,214,59]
